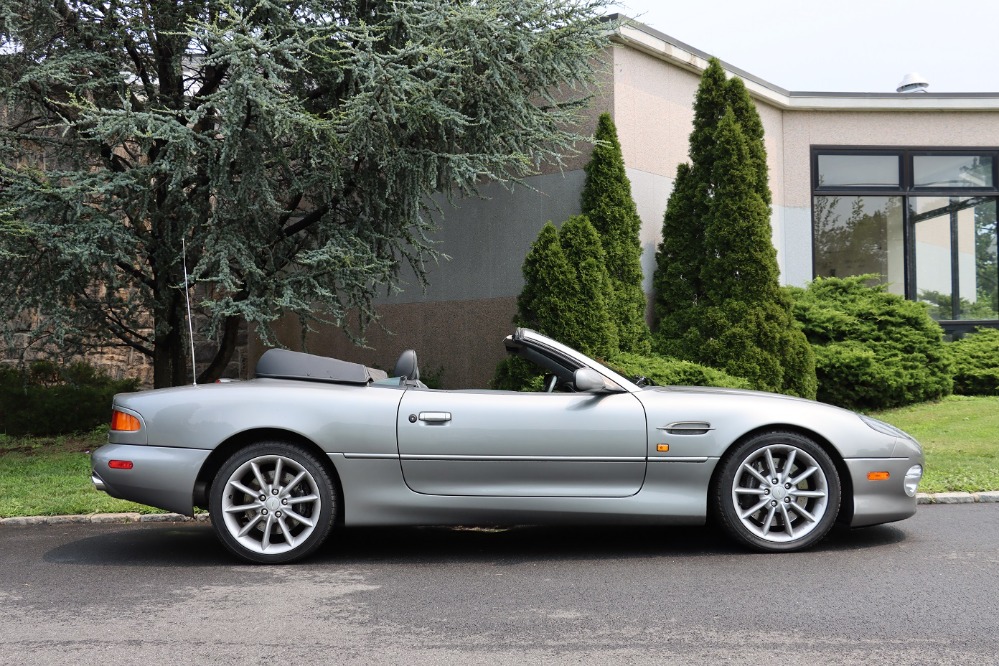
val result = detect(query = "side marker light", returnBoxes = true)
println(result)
[657,444,669,452]
[108,460,134,470]
[867,471,890,481]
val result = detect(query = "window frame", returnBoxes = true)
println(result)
[811,146,999,334]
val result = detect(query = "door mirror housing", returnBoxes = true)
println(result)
[573,367,610,392]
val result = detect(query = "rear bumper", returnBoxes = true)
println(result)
[845,457,921,527]
[91,444,211,516]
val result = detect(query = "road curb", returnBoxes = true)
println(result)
[2,493,998,525]
[917,491,999,504]
[0,512,211,526]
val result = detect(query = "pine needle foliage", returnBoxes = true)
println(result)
[947,328,999,396]
[652,59,816,398]
[494,215,618,390]
[581,112,650,353]
[0,0,613,387]
[789,276,952,409]
[515,217,617,357]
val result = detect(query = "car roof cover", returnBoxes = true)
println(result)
[255,348,384,385]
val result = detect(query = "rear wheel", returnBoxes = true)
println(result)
[714,431,841,553]
[209,441,337,564]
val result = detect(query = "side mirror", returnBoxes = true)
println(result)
[573,367,609,392]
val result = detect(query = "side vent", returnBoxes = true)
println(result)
[658,422,713,436]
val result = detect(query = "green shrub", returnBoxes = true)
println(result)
[789,276,952,410]
[652,62,816,399]
[491,356,545,391]
[0,361,139,437]
[609,352,752,389]
[948,328,999,395]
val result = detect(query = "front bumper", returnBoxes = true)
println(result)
[91,444,212,516]
[845,457,922,527]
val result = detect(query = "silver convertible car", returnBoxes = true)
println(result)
[92,328,924,563]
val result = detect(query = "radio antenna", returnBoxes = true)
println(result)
[182,238,197,386]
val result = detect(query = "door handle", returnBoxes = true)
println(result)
[418,411,452,423]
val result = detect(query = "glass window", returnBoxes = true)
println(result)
[812,148,999,325]
[913,155,993,188]
[817,155,900,188]
[912,197,998,320]
[813,196,905,294]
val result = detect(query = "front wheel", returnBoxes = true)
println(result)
[209,441,337,564]
[714,431,841,553]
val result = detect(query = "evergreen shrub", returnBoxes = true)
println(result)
[789,276,952,410]
[652,60,816,399]
[947,328,999,396]
[0,361,139,436]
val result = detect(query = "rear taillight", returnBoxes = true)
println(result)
[110,410,141,432]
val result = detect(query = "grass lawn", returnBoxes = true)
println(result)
[0,428,162,517]
[1,396,996,517]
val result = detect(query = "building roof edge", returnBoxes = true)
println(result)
[609,16,999,112]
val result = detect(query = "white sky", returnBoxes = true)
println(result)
[608,0,999,93]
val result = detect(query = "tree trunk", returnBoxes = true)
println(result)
[196,315,241,385]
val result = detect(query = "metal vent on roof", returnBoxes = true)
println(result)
[897,72,929,93]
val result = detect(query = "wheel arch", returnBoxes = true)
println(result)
[193,428,345,523]
[708,424,854,526]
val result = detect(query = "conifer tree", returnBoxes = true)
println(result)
[652,60,816,398]
[557,215,619,357]
[494,215,618,389]
[581,113,650,353]
[0,0,613,387]
[515,223,574,339]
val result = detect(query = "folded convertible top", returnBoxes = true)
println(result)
[255,348,387,385]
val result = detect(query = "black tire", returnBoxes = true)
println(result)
[209,441,337,564]
[714,431,841,553]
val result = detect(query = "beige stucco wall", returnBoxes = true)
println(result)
[782,111,999,207]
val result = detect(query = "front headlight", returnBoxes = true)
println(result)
[904,465,923,497]
[859,414,914,441]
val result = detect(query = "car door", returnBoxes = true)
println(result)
[396,388,648,497]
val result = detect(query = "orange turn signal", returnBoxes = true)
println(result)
[867,471,890,481]
[110,410,141,432]
[657,444,670,452]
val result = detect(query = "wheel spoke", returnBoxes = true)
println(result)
[779,504,795,539]
[734,486,766,496]
[742,464,771,486]
[284,508,315,528]
[277,516,297,548]
[273,457,284,488]
[236,513,264,538]
[229,480,259,498]
[286,494,319,505]
[781,449,797,482]
[282,470,308,495]
[739,498,770,519]
[790,466,818,485]
[761,505,778,536]
[791,489,826,499]
[788,502,817,523]
[250,461,270,494]
[224,502,260,514]
[764,448,779,479]
[261,514,276,550]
